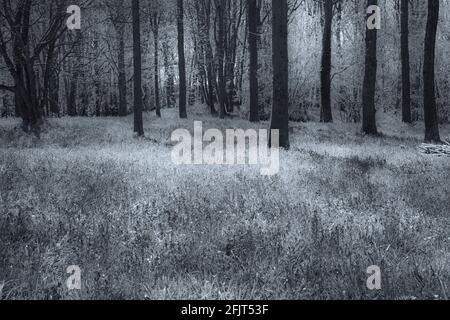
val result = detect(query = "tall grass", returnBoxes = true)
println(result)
[0,112,449,300]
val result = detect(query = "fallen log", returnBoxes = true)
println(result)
[418,140,450,156]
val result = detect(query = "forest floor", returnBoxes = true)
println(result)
[0,107,449,300]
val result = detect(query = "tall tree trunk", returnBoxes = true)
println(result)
[320,0,333,123]
[117,24,128,117]
[177,0,187,119]
[205,45,217,115]
[362,0,378,135]
[132,0,144,136]
[153,20,161,118]
[270,0,289,149]
[216,0,227,119]
[423,0,440,143]
[400,0,412,123]
[13,0,42,133]
[248,0,259,122]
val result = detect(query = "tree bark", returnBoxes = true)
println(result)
[248,0,259,122]
[215,0,227,119]
[270,0,289,149]
[362,0,378,135]
[132,0,144,136]
[423,0,440,143]
[320,0,333,123]
[400,0,411,123]
[151,12,161,118]
[177,0,187,119]
[13,0,42,133]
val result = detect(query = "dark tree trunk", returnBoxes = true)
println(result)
[132,0,144,136]
[206,49,217,115]
[400,0,412,123]
[423,0,441,143]
[177,0,187,119]
[270,0,289,149]
[13,0,42,133]
[362,0,378,135]
[117,25,128,117]
[215,0,227,119]
[320,0,333,123]
[152,16,161,118]
[248,0,259,122]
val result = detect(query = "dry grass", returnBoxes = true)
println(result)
[0,109,449,300]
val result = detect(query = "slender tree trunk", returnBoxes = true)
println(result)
[132,0,144,136]
[423,0,440,143]
[320,0,333,123]
[248,0,259,122]
[117,24,128,117]
[206,46,217,115]
[270,0,289,149]
[216,0,227,119]
[362,0,378,135]
[177,0,187,119]
[400,0,412,123]
[153,22,161,118]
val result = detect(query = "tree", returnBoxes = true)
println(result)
[248,0,259,122]
[270,0,289,149]
[150,2,162,118]
[223,0,244,114]
[320,0,333,123]
[42,0,63,117]
[362,0,378,135]
[0,0,66,134]
[107,0,129,117]
[423,0,441,143]
[400,0,411,123]
[132,0,144,136]
[192,0,217,116]
[214,0,227,119]
[177,0,187,119]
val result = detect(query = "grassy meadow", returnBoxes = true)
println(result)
[0,109,449,300]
